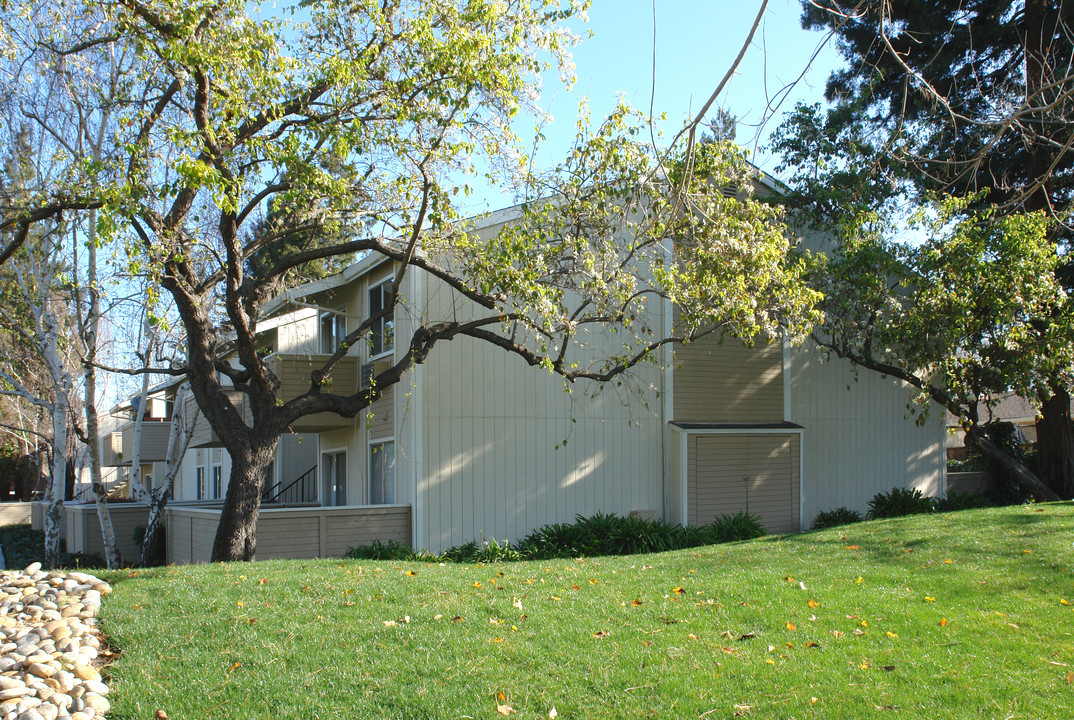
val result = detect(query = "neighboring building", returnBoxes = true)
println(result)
[102,204,946,562]
[945,391,1074,459]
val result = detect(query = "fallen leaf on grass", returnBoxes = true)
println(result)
[672,587,686,595]
[1067,672,1074,685]
[924,597,936,602]
[405,570,418,577]
[845,545,859,550]
[1061,599,1071,606]
[806,641,820,648]
[882,665,895,672]
[571,585,580,591]
[473,582,483,588]
[549,708,558,719]
[738,633,755,641]
[940,618,948,627]
[497,704,516,715]
[593,630,610,639]
[497,691,507,702]
[786,622,797,631]
[631,599,644,607]
[886,631,898,638]
[733,704,752,716]
[155,712,168,720]
[451,616,464,622]
[808,598,820,608]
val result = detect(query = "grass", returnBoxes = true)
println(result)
[99,503,1074,719]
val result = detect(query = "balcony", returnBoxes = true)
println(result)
[118,419,173,464]
[183,390,249,448]
[267,353,361,432]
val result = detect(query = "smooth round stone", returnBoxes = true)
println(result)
[0,679,23,692]
[24,665,53,680]
[36,705,58,720]
[15,709,44,720]
[0,689,33,702]
[70,666,98,683]
[22,566,40,578]
[69,712,92,720]
[50,674,72,694]
[80,697,106,716]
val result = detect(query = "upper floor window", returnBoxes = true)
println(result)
[320,309,346,354]
[369,280,394,358]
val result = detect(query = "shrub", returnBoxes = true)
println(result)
[440,538,523,563]
[810,507,863,530]
[934,491,991,512]
[516,519,600,559]
[866,487,935,519]
[346,539,422,561]
[518,512,696,559]
[705,512,766,543]
[0,524,106,569]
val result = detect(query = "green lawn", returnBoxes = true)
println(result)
[99,503,1074,719]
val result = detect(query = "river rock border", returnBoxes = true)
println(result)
[0,563,112,720]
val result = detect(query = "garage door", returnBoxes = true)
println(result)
[689,433,800,534]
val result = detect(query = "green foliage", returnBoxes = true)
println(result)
[0,524,105,570]
[345,539,424,562]
[350,512,771,564]
[810,507,863,530]
[866,488,936,520]
[440,538,524,564]
[934,492,991,513]
[703,511,766,543]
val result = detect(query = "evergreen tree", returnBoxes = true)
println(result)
[780,0,1074,497]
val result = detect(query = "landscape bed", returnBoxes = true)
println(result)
[98,503,1074,719]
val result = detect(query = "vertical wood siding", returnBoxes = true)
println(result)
[121,421,172,463]
[164,505,410,563]
[65,503,149,561]
[789,345,944,526]
[673,335,784,423]
[687,433,800,533]
[419,269,665,553]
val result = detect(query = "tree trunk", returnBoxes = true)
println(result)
[211,440,277,562]
[966,426,1061,502]
[44,397,67,569]
[141,494,168,566]
[1036,389,1074,498]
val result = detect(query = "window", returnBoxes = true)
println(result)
[196,449,206,500]
[369,441,395,505]
[211,448,223,499]
[320,309,347,354]
[322,451,347,507]
[368,280,394,357]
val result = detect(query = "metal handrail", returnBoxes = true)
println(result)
[261,464,318,505]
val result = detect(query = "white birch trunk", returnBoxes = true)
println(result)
[141,384,194,566]
[127,331,155,504]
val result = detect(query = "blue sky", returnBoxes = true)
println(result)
[465,0,843,211]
